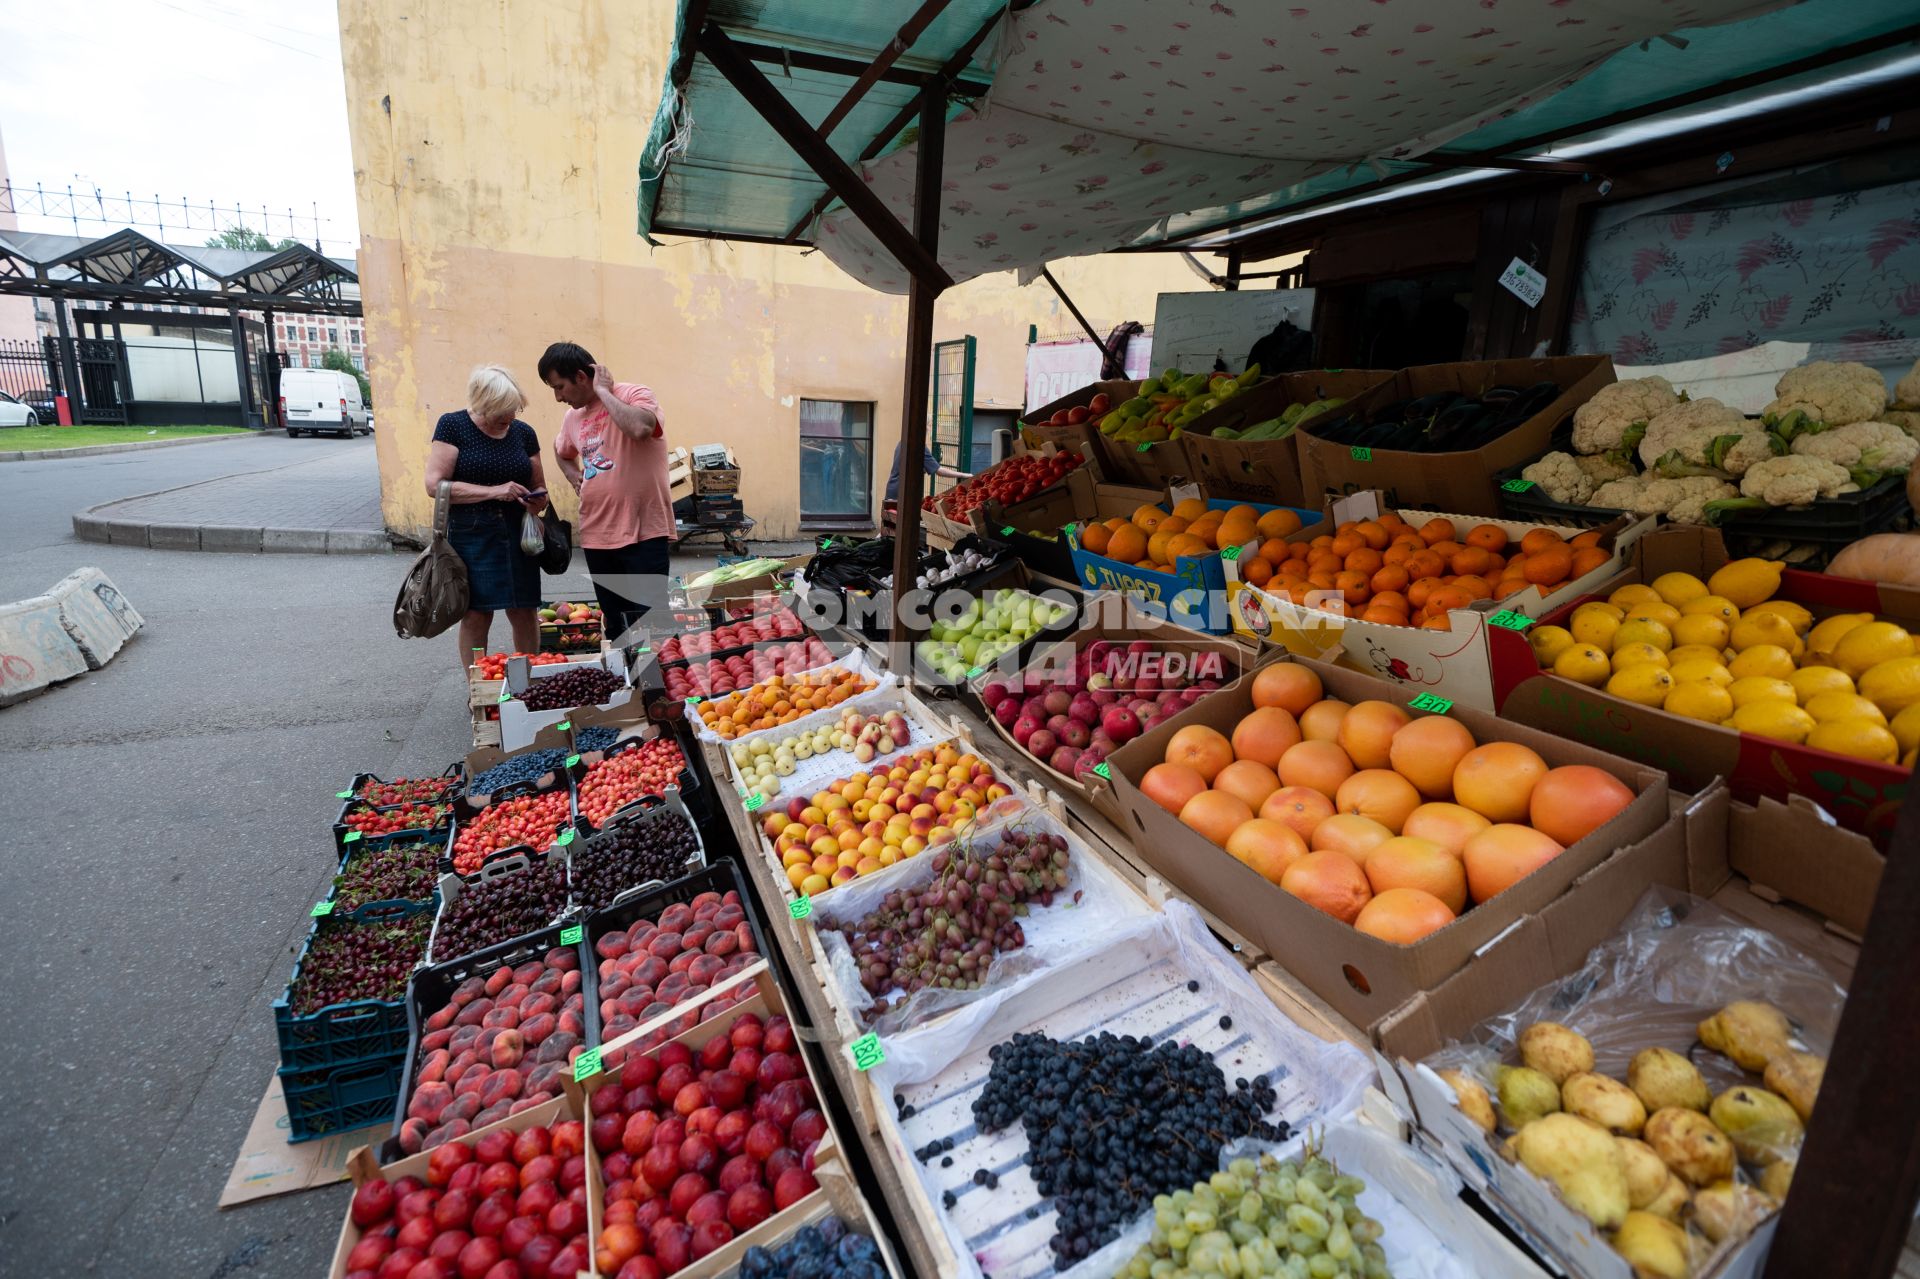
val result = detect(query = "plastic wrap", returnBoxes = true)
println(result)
[811,806,1158,1036]
[863,901,1372,1279]
[683,647,890,743]
[716,683,957,798]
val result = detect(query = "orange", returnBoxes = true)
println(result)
[1179,790,1253,847]
[1167,533,1212,560]
[1401,802,1491,855]
[1239,557,1274,588]
[1405,549,1446,580]
[1449,545,1495,578]
[1361,605,1408,626]
[1258,537,1293,564]
[1252,663,1323,715]
[1133,504,1167,531]
[1572,546,1611,577]
[1165,724,1234,782]
[1257,508,1303,540]
[1277,738,1355,795]
[1171,496,1209,521]
[1260,786,1336,842]
[1140,762,1208,815]
[1363,835,1468,912]
[1355,888,1456,944]
[1452,742,1549,823]
[1426,585,1474,615]
[1383,542,1416,567]
[1421,615,1454,631]
[1462,824,1565,902]
[1465,524,1510,553]
[1528,765,1635,846]
[1353,520,1391,551]
[1333,571,1372,604]
[1525,544,1575,586]
[1079,523,1112,555]
[1344,547,1385,577]
[1232,707,1302,768]
[1307,551,1344,578]
[1407,576,1444,610]
[1147,529,1177,564]
[1280,851,1373,924]
[1107,525,1147,564]
[1310,813,1395,864]
[1330,531,1363,559]
[1214,759,1281,812]
[1419,518,1457,546]
[1371,564,1411,595]
[1338,700,1412,769]
[1218,516,1259,551]
[1297,698,1351,743]
[1225,818,1309,885]
[1336,769,1422,833]
[1388,714,1478,800]
[1519,528,1564,556]
[1570,529,1604,550]
[1158,515,1191,537]
[1370,590,1411,615]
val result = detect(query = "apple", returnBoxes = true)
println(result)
[1101,706,1141,745]
[1025,728,1057,761]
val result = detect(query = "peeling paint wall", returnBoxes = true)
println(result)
[338,0,1200,540]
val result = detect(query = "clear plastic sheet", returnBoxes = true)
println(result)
[716,684,957,799]
[811,806,1158,1036]
[683,647,889,744]
[863,902,1372,1279]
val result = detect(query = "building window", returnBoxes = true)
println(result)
[306,326,317,342]
[798,399,874,523]
[328,327,338,345]
[351,330,361,345]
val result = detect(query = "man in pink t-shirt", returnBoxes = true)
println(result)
[541,342,675,642]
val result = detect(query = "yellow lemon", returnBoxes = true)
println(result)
[1787,665,1855,705]
[1889,702,1920,756]
[1669,657,1733,688]
[1611,642,1671,671]
[1570,609,1621,654]
[1805,612,1875,662]
[1728,700,1816,743]
[1671,613,1731,650]
[1681,594,1741,624]
[1553,643,1613,687]
[1729,611,1803,655]
[1906,747,1918,769]
[1573,600,1626,623]
[1665,680,1734,723]
[1744,599,1813,636]
[1806,718,1900,763]
[1804,692,1888,724]
[1614,618,1674,653]
[1727,645,1797,681]
[1608,583,1664,610]
[1832,621,1916,680]
[1623,602,1683,631]
[1727,675,1798,709]
[1529,624,1577,668]
[1651,572,1710,608]
[1607,664,1675,707]
[1669,644,1730,667]
[1858,655,1920,716]
[1708,558,1785,609]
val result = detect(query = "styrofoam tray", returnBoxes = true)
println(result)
[685,648,889,744]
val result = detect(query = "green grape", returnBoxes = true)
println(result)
[1212,1171,1244,1197]
[1297,1179,1330,1213]
[1238,1192,1265,1224]
[1228,1219,1260,1246]
[1230,1158,1258,1180]
[1187,1207,1218,1233]
[1351,1218,1383,1246]
[1283,1255,1312,1279]
[1332,1175,1365,1201]
[1287,1204,1330,1239]
[1290,1232,1320,1256]
[1149,1261,1177,1279]
[1326,1219,1352,1262]
[1169,1226,1192,1252]
[1128,1259,1152,1279]
[1265,1217,1291,1247]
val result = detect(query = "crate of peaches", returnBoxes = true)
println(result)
[690,665,877,742]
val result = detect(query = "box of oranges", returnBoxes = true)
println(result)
[1065,493,1322,634]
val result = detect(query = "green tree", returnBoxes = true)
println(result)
[205,224,304,253]
[322,347,372,406]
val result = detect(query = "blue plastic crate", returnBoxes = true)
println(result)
[273,899,433,1073]
[279,1057,403,1143]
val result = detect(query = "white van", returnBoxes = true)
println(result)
[280,367,370,438]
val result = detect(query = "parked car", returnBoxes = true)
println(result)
[278,368,370,438]
[19,388,55,421]
[0,391,38,427]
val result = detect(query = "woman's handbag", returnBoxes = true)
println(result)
[393,482,470,638]
[537,512,573,575]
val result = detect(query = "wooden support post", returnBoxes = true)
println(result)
[816,0,955,141]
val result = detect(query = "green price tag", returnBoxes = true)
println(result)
[556,720,571,731]
[335,789,353,799]
[966,665,984,679]
[557,828,576,846]
[565,754,581,769]
[1220,545,1241,561]
[1350,446,1373,462]
[573,1047,602,1081]
[1487,610,1536,631]
[687,695,704,705]
[789,896,813,920]
[848,1033,886,1071]
[744,792,766,812]
[311,900,334,917]
[822,537,835,550]
[561,924,583,945]
[1064,522,1079,540]
[1408,692,1454,714]
[343,830,362,844]
[1137,441,1153,453]
[1092,762,1112,780]
[1502,478,1536,493]
[1000,525,1016,537]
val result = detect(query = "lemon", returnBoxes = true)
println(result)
[1744,599,1814,636]
[1670,643,1731,667]
[1806,718,1900,763]
[1651,572,1710,608]
[1553,643,1612,687]
[1729,611,1803,656]
[1858,655,1920,715]
[1609,584,1664,609]
[1624,602,1684,631]
[1907,747,1918,769]
[1805,612,1874,661]
[1665,680,1734,723]
[1681,594,1741,624]
[1832,621,1916,680]
[1804,692,1888,724]
[1708,558,1785,609]
[1571,610,1621,654]
[1729,700,1816,743]
[1669,657,1733,687]
[1728,675,1797,709]
[1529,624,1577,667]
[1671,614,1731,650]
[1607,664,1675,707]
[1573,601,1626,623]
[1728,645,1797,681]
[1612,642,1671,671]
[1788,665,1855,704]
[1891,703,1920,756]
[1614,618,1674,653]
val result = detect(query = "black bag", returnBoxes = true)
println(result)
[537,512,573,575]
[393,482,469,638]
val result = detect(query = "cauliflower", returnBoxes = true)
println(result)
[1570,376,1682,457]
[1722,456,1860,511]
[1637,397,1749,470]
[1520,452,1593,504]
[1575,453,1636,484]
[1884,409,1920,441]
[1895,357,1920,410]
[1788,420,1920,482]
[1589,476,1650,512]
[1645,476,1738,525]
[1762,360,1887,429]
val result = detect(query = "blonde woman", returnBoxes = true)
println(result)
[424,364,549,664]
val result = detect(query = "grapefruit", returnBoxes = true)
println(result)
[1310,813,1395,865]
[1231,706,1302,768]
[1214,759,1281,812]
[1334,769,1422,834]
[1462,824,1564,903]
[1337,700,1412,769]
[1280,850,1373,924]
[1362,836,1467,912]
[1165,725,1234,782]
[1354,888,1456,944]
[1452,742,1549,823]
[1388,715,1478,800]
[1251,663,1323,716]
[1179,789,1253,847]
[1224,818,1309,885]
[1260,786,1335,841]
[1527,765,1634,847]
[1297,699,1352,742]
[1140,763,1208,815]
[1401,802,1491,855]
[1276,738,1355,796]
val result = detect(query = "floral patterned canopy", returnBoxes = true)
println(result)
[808,0,1788,293]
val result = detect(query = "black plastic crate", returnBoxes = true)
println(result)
[567,722,703,835]
[445,769,579,880]
[581,860,770,1052]
[383,918,593,1161]
[334,764,465,818]
[273,898,434,1073]
[331,822,454,867]
[333,798,456,853]
[567,788,707,915]
[427,846,575,964]
[330,836,445,912]
[280,1057,404,1143]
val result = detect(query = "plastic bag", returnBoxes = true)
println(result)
[518,509,544,555]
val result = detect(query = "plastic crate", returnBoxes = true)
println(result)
[567,787,707,916]
[332,821,454,866]
[280,1057,404,1143]
[566,723,702,835]
[383,917,592,1161]
[331,835,445,912]
[581,860,770,1051]
[272,898,433,1073]
[333,799,456,853]
[334,764,465,818]
[427,846,576,965]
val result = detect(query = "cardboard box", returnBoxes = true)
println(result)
[497,650,634,751]
[1105,653,1671,1030]
[1182,369,1394,508]
[467,652,604,709]
[1294,356,1615,516]
[1083,426,1194,491]
[1020,377,1135,437]
[1500,525,1917,843]
[974,465,1167,582]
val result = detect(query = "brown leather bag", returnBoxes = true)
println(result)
[393,482,470,637]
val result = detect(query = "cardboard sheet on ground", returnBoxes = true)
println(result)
[218,1073,385,1208]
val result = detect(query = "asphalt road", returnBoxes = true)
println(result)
[0,436,733,1277]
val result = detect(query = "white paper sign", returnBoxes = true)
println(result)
[1498,258,1548,308]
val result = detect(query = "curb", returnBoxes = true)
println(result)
[0,432,258,462]
[0,567,143,704]
[72,512,401,555]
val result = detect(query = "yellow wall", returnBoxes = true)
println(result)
[338,0,1199,540]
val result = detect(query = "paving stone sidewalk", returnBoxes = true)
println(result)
[72,446,397,553]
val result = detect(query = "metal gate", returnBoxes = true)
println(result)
[40,337,129,424]
[0,338,53,419]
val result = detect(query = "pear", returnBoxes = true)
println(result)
[1617,1138,1670,1209]
[1497,1064,1563,1129]
[1691,1179,1775,1244]
[1709,1086,1804,1165]
[1437,1068,1496,1134]
[1563,1073,1648,1136]
[1628,1047,1711,1114]
[1511,1113,1631,1229]
[1645,1174,1692,1222]
[1520,1021,1595,1085]
[1762,1051,1825,1123]
[1759,1158,1795,1201]
[1644,1108,1736,1186]
[1613,1210,1694,1278]
[1697,1001,1792,1072]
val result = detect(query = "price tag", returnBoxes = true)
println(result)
[1498,257,1548,308]
[1501,478,1536,493]
[1064,523,1079,540]
[966,665,984,679]
[744,792,766,811]
[1487,610,1536,631]
[573,1047,603,1081]
[343,830,362,844]
[1350,446,1372,462]
[1220,545,1241,561]
[1000,526,1015,537]
[311,900,334,917]
[1092,762,1111,780]
[498,690,512,703]
[1408,692,1454,714]
[789,896,813,920]
[335,789,353,800]
[1137,441,1153,453]
[561,924,583,945]
[556,720,571,731]
[565,754,580,769]
[557,828,576,846]
[687,695,704,705]
[848,1033,886,1071]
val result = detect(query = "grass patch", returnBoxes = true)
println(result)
[2,424,252,451]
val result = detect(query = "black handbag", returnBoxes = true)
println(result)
[537,512,573,574]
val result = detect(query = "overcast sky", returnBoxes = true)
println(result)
[0,0,360,256]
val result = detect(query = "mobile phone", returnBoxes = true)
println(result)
[525,488,548,498]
